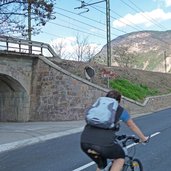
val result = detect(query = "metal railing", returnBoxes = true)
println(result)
[0,36,59,58]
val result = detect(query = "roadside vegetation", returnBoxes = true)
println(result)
[109,79,159,101]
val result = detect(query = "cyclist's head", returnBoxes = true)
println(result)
[106,90,121,103]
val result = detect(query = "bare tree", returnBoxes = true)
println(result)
[51,39,67,59]
[51,34,100,61]
[72,34,100,62]
[112,45,136,68]
[74,34,88,61]
[84,44,98,62]
[0,0,56,38]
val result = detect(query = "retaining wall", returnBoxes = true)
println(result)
[29,56,171,121]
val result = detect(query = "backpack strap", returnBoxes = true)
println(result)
[113,105,124,131]
[114,105,124,124]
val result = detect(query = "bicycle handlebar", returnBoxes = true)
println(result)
[115,132,161,148]
[116,135,142,147]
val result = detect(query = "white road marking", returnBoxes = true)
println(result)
[150,131,160,137]
[72,161,95,171]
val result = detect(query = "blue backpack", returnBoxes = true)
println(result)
[85,97,123,129]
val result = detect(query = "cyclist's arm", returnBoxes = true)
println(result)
[120,109,148,142]
[126,119,148,142]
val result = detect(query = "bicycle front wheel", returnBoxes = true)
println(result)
[125,158,143,171]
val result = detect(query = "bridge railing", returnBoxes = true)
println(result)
[0,36,59,58]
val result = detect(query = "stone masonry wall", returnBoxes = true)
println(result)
[0,54,32,121]
[29,56,171,121]
[1,53,171,122]
[30,57,107,121]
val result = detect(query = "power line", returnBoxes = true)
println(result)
[55,11,118,36]
[110,9,144,31]
[127,0,167,30]
[119,0,169,45]
[120,0,167,30]
[55,6,128,35]
[86,3,170,50]
[86,3,144,31]
[48,21,106,39]
[50,11,110,38]
[74,0,112,66]
[52,4,170,47]
[55,12,106,36]
[90,5,143,33]
[55,6,104,24]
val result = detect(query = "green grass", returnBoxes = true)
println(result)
[109,79,158,101]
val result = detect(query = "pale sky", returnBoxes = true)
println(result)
[32,0,171,58]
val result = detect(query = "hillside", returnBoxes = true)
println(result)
[52,59,171,96]
[94,30,171,73]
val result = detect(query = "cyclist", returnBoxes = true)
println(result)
[80,90,148,171]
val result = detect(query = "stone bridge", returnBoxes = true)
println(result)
[0,36,171,122]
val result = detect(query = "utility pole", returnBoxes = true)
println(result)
[75,0,111,67]
[28,0,31,41]
[106,0,111,67]
[28,0,32,53]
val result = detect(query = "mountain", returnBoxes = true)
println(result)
[94,30,171,72]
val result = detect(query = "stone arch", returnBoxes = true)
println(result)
[0,62,31,95]
[0,74,30,121]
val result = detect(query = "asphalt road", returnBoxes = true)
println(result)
[0,108,171,171]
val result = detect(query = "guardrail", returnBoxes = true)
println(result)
[0,36,59,58]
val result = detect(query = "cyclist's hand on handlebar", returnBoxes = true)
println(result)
[144,136,150,143]
[141,136,150,144]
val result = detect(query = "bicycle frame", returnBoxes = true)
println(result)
[122,140,137,169]
[101,135,141,171]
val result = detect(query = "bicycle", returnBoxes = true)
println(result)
[100,134,148,171]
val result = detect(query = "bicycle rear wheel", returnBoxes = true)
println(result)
[124,158,143,171]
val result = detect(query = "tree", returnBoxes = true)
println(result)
[73,34,100,62]
[74,34,88,61]
[51,35,100,60]
[51,39,68,59]
[112,45,137,68]
[84,43,99,62]
[0,0,56,39]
